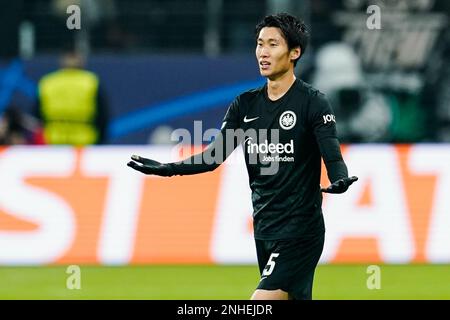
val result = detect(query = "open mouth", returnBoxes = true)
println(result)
[260,61,271,70]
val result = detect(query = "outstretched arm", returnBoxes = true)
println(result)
[317,137,358,193]
[127,129,236,176]
[128,97,242,176]
[309,92,358,194]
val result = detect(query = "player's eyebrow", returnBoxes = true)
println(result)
[257,38,280,43]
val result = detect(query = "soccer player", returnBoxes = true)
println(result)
[127,13,358,300]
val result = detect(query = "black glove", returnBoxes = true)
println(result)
[127,155,174,176]
[321,176,358,194]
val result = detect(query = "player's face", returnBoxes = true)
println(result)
[256,27,299,80]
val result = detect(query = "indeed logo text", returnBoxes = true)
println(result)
[245,137,294,154]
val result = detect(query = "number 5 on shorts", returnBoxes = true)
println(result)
[262,253,279,276]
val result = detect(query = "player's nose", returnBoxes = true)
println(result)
[259,48,269,58]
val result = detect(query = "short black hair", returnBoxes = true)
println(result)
[255,13,309,66]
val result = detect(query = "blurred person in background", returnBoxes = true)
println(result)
[127,13,357,300]
[312,43,392,143]
[422,29,450,142]
[0,106,43,145]
[35,50,108,145]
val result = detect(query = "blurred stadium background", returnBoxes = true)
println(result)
[0,0,449,299]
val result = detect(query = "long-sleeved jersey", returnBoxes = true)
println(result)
[168,79,348,240]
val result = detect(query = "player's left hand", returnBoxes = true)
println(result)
[321,176,358,194]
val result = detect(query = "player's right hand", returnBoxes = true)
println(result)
[127,155,174,176]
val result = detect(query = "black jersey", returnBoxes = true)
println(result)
[170,79,348,240]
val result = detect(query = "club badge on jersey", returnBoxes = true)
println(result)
[279,111,297,130]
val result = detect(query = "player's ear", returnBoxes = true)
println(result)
[290,47,301,62]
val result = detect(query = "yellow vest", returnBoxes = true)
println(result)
[39,68,100,145]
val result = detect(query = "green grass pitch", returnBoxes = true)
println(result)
[0,264,448,299]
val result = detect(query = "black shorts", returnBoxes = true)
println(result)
[255,231,325,300]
